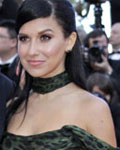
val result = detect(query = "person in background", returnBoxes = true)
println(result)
[0,0,18,21]
[108,22,120,75]
[109,22,120,53]
[86,72,120,147]
[0,19,18,82]
[0,72,15,141]
[0,0,18,141]
[109,0,120,25]
[111,103,120,147]
[86,72,115,104]
[109,22,120,70]
[84,29,120,102]
[1,0,118,149]
[0,0,19,82]
[83,29,113,77]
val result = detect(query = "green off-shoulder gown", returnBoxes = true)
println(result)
[1,125,120,150]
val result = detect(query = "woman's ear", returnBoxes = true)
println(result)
[65,32,77,53]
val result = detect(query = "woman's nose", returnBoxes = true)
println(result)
[28,39,39,56]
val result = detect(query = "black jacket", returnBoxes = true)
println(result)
[0,73,15,141]
[110,0,120,25]
[0,0,18,21]
[110,104,120,147]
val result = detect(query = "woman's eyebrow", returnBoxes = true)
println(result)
[18,29,54,36]
[38,29,54,34]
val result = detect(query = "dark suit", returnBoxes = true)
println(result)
[0,56,19,84]
[110,104,120,146]
[0,73,15,141]
[0,0,18,21]
[110,0,120,25]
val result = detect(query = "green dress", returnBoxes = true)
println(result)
[1,125,119,150]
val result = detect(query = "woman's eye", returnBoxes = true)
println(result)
[18,35,29,42]
[40,34,51,41]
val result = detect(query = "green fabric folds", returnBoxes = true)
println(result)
[1,125,120,150]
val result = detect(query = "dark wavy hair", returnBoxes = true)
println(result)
[6,0,86,125]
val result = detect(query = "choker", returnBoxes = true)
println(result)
[31,71,71,94]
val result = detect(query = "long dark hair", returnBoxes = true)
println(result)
[6,0,86,126]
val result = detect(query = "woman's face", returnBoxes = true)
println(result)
[18,17,74,78]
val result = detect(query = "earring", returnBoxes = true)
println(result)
[66,49,72,53]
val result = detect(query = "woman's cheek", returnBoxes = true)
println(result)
[18,45,27,57]
[45,43,62,56]
[44,47,57,56]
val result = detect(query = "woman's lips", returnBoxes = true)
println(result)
[28,60,45,66]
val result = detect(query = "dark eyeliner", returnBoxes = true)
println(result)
[18,35,28,41]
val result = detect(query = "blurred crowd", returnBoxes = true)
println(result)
[0,0,120,147]
[77,1,120,145]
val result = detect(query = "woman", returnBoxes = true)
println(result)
[1,0,119,149]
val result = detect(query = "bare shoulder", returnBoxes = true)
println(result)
[67,87,111,122]
[76,89,112,125]
[61,85,116,146]
[67,85,109,112]
[75,89,116,146]
[82,90,112,124]
[77,88,110,113]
